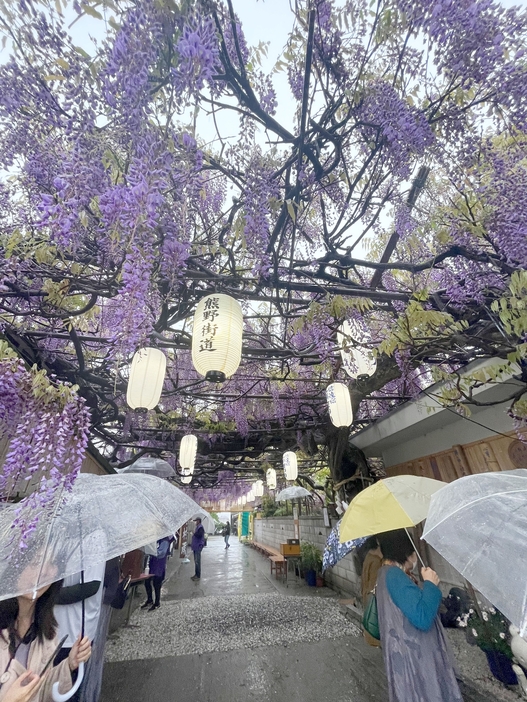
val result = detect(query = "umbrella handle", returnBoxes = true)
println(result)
[52,661,84,702]
[404,528,426,568]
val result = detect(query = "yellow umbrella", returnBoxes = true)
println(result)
[339,475,446,546]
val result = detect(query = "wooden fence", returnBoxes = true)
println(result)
[386,431,527,482]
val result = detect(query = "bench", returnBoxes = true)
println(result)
[269,555,286,579]
[249,541,286,579]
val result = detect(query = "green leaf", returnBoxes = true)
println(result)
[286,199,296,223]
[80,3,103,19]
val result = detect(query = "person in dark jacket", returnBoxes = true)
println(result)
[223,521,231,550]
[191,519,206,581]
[141,537,172,611]
[376,529,462,702]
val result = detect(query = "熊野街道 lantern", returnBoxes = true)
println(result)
[283,451,298,481]
[126,347,166,410]
[266,468,277,490]
[191,294,243,382]
[254,480,264,497]
[179,434,197,474]
[337,321,377,380]
[326,382,353,428]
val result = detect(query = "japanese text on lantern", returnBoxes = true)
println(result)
[198,297,219,353]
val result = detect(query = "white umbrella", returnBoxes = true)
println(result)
[276,486,311,501]
[193,511,215,534]
[0,473,201,601]
[423,469,527,636]
[119,456,175,478]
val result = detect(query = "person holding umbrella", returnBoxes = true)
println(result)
[0,560,91,702]
[191,518,206,581]
[376,529,462,702]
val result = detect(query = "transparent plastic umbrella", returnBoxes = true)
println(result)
[423,469,527,636]
[119,456,175,479]
[193,511,215,534]
[0,473,201,601]
[275,486,311,501]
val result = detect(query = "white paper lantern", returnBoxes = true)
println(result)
[337,321,376,379]
[283,451,298,481]
[126,347,166,410]
[179,434,197,474]
[241,495,247,505]
[247,490,254,502]
[254,480,264,497]
[266,468,277,490]
[326,382,353,427]
[181,474,192,485]
[191,294,243,382]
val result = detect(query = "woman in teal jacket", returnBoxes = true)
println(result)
[376,530,463,702]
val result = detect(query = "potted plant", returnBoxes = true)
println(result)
[301,542,322,587]
[460,607,517,685]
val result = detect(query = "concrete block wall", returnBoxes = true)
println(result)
[253,516,463,598]
[254,516,361,598]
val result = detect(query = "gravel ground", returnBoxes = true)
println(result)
[447,629,522,701]
[105,593,360,662]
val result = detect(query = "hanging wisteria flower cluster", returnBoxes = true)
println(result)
[0,344,90,548]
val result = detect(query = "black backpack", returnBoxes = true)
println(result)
[440,587,472,628]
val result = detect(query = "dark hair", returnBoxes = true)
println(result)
[0,579,63,649]
[378,530,415,565]
[364,536,380,552]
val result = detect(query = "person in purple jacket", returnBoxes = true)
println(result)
[191,518,206,581]
[141,536,173,611]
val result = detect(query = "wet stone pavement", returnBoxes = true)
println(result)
[101,535,497,702]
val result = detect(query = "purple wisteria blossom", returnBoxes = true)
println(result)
[0,356,90,549]
[173,16,220,96]
[243,151,280,275]
[356,81,435,177]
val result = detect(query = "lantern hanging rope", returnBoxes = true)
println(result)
[191,294,243,383]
